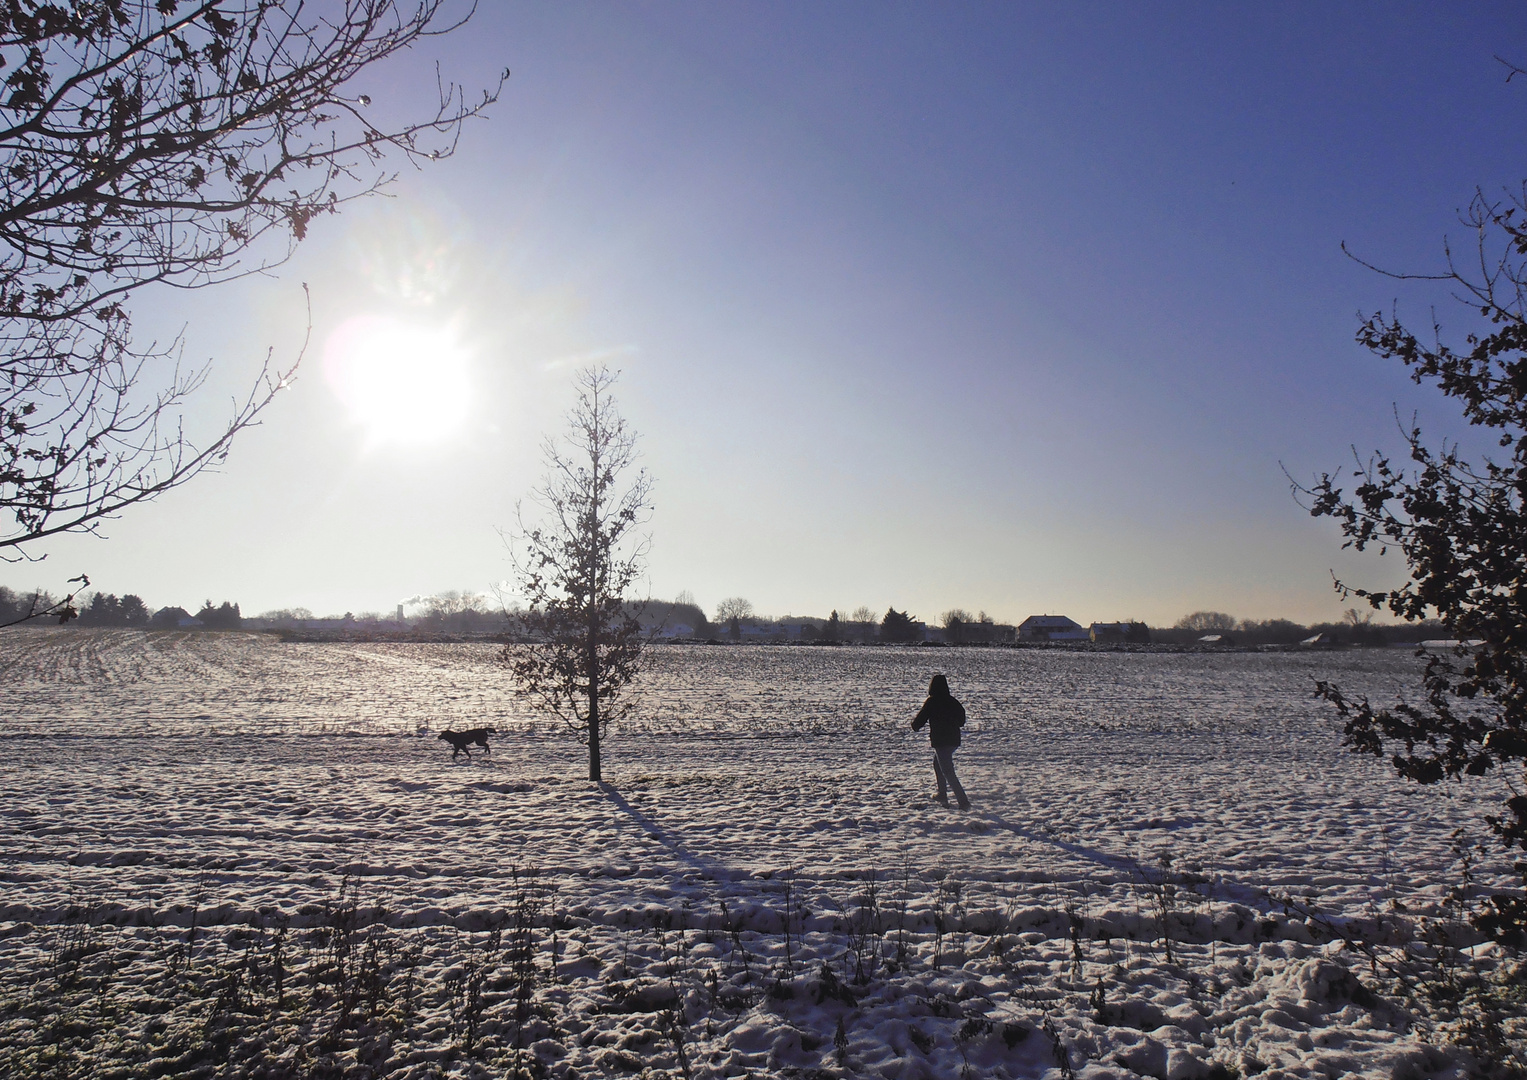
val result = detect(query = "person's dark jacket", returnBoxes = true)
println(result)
[911,674,966,748]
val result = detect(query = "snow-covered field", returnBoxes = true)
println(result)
[0,630,1517,1078]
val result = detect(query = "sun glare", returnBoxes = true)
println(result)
[322,315,471,446]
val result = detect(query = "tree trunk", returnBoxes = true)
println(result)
[587,623,601,782]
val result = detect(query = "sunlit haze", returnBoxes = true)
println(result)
[323,315,473,447]
[15,3,1525,627]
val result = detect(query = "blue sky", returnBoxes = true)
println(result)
[17,3,1527,626]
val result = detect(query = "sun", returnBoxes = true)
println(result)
[322,314,471,446]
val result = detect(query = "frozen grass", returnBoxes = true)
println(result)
[2,865,1507,1080]
[3,863,1520,1078]
[0,629,1523,1077]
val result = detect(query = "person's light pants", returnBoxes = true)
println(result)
[933,745,968,808]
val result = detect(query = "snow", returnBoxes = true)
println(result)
[0,629,1517,1077]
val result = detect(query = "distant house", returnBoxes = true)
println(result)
[937,620,1017,645]
[1018,615,1088,642]
[1090,621,1150,644]
[150,606,199,629]
[739,620,807,642]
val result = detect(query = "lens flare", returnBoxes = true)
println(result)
[322,315,471,445]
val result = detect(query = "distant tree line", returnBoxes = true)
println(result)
[1163,609,1436,647]
[3,584,1426,648]
[0,587,245,629]
[79,593,151,626]
[0,586,63,625]
[643,598,1424,648]
[650,599,936,645]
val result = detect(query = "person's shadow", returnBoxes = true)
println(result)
[974,810,1273,911]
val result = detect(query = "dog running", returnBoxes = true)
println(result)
[437,727,497,759]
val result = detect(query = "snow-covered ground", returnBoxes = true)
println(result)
[0,630,1518,1078]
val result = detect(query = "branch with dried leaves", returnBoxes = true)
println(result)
[0,1,502,552]
[0,571,88,626]
[1293,177,1527,943]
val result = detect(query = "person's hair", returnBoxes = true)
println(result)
[928,673,950,696]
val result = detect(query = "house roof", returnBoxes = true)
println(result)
[1019,615,1082,629]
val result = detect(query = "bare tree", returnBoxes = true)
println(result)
[940,607,972,644]
[506,366,652,782]
[714,596,752,641]
[0,1,503,555]
[425,590,487,618]
[714,597,753,622]
[1341,607,1373,629]
[1174,611,1236,632]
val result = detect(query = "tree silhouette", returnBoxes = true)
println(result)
[79,592,121,625]
[196,599,241,629]
[1174,611,1237,632]
[0,1,502,553]
[119,594,148,625]
[879,607,920,643]
[506,367,652,783]
[941,608,973,644]
[715,597,752,642]
[0,573,88,625]
[1300,177,1527,943]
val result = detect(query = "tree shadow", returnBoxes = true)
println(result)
[597,782,734,882]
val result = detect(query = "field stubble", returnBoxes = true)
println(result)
[0,629,1520,1078]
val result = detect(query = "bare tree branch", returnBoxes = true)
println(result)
[1302,185,1527,942]
[0,1,503,551]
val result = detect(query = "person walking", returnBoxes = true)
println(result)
[911,673,969,809]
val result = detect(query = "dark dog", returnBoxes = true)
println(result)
[438,727,497,759]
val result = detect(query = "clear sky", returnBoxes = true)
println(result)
[14,2,1527,627]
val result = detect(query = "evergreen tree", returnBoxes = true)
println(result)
[879,607,920,644]
[120,595,150,626]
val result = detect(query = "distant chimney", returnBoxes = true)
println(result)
[396,604,404,622]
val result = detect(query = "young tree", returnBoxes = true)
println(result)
[506,366,652,782]
[1302,180,1527,942]
[0,2,502,554]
